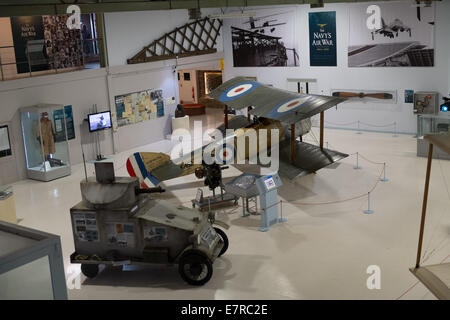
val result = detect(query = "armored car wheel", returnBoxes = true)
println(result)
[178,251,213,286]
[214,227,228,257]
[81,263,99,279]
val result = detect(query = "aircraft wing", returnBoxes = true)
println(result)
[208,77,346,124]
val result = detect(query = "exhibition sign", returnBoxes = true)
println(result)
[309,11,337,67]
[114,89,165,128]
[10,16,48,74]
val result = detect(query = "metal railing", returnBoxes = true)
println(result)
[0,38,101,81]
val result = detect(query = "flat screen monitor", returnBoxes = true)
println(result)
[88,111,112,132]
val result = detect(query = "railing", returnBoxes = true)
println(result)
[0,38,101,81]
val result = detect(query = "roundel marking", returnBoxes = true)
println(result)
[276,97,311,113]
[219,81,260,102]
[215,144,235,165]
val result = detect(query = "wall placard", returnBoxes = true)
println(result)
[0,125,12,158]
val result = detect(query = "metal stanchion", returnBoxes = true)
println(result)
[356,120,362,134]
[364,192,374,214]
[393,122,398,137]
[278,200,286,223]
[380,163,389,182]
[354,152,362,170]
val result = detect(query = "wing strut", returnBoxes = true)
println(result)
[224,105,229,129]
[290,123,295,164]
[320,111,325,149]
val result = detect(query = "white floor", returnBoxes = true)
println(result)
[9,109,450,300]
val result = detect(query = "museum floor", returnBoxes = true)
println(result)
[10,109,450,300]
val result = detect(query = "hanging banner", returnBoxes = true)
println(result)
[309,11,337,67]
[64,105,75,140]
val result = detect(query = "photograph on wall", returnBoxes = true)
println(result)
[404,90,414,103]
[309,11,337,67]
[348,2,435,67]
[114,89,165,127]
[229,9,299,67]
[64,105,75,140]
[10,16,48,74]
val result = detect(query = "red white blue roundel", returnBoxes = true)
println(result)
[215,144,235,165]
[219,81,259,102]
[268,96,311,118]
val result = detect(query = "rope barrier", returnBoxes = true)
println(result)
[324,120,396,128]
[175,152,386,210]
[324,120,358,126]
[359,121,396,128]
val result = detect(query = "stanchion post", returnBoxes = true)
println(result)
[278,200,286,223]
[354,152,361,170]
[393,122,398,137]
[356,120,362,134]
[380,163,389,182]
[364,192,374,214]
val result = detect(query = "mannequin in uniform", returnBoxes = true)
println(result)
[35,112,55,162]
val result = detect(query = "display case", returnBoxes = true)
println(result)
[417,114,450,160]
[20,104,71,181]
[0,221,67,299]
[0,185,16,224]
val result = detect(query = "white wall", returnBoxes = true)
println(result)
[222,1,450,134]
[105,8,224,67]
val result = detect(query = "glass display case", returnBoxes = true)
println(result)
[0,221,67,299]
[417,114,450,160]
[0,185,16,224]
[20,104,71,181]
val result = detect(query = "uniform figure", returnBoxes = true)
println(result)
[35,112,55,158]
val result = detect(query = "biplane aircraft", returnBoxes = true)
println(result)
[127,77,348,188]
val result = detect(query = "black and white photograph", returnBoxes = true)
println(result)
[229,9,299,67]
[348,2,435,67]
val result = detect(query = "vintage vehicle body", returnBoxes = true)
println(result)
[70,172,228,286]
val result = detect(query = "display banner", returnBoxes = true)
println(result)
[64,105,75,140]
[309,11,337,67]
[10,16,48,74]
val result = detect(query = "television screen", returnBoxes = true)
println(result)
[88,111,112,132]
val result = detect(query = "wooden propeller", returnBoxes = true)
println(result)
[332,91,393,100]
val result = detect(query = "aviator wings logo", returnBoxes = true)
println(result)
[317,23,327,32]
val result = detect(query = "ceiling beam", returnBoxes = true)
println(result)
[0,0,411,18]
